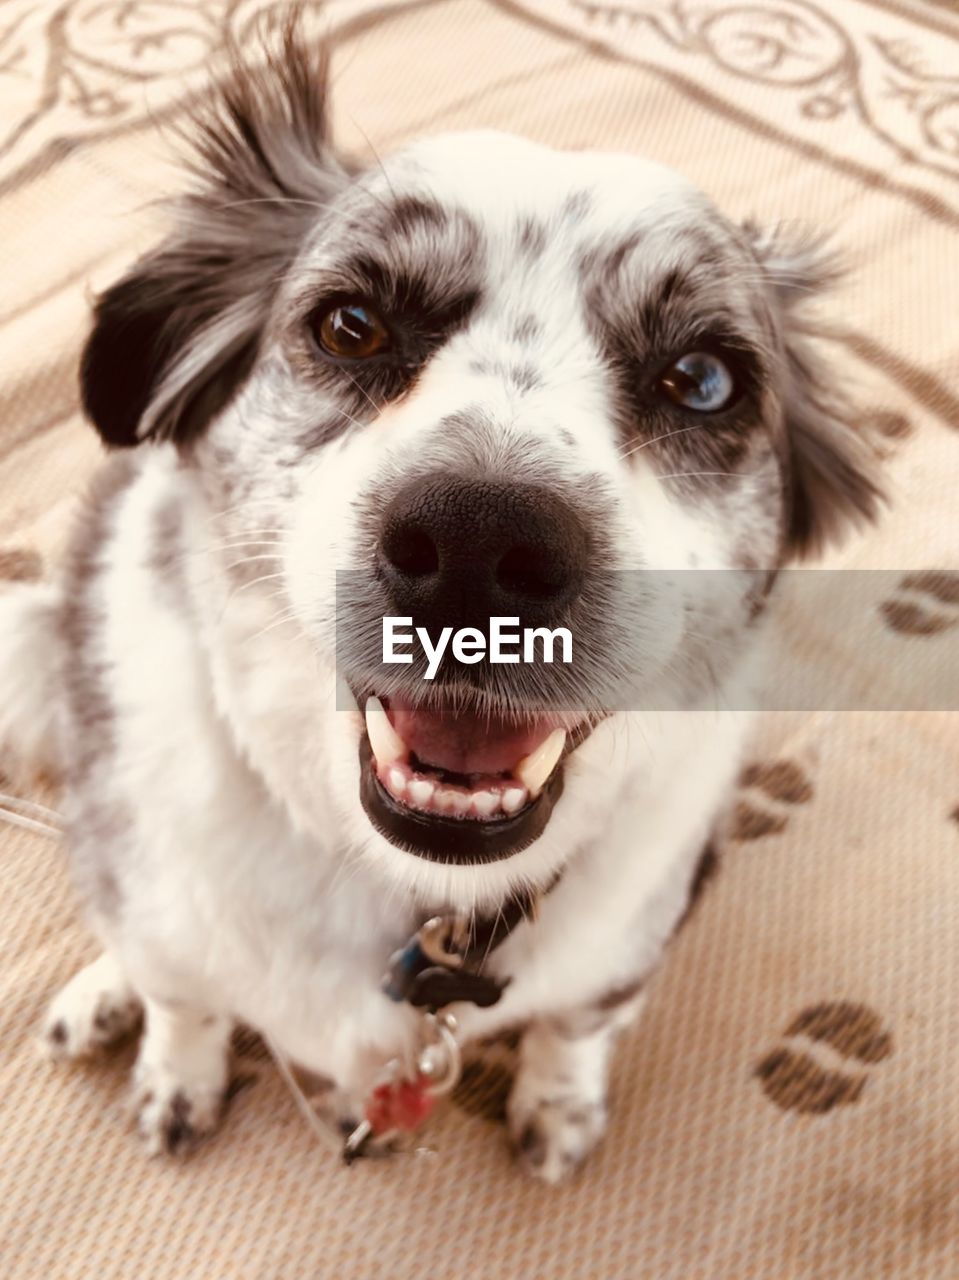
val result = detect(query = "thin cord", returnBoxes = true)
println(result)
[0,791,64,840]
[262,1029,343,1156]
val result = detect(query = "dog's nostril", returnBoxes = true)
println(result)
[497,545,567,601]
[378,473,589,624]
[382,524,439,577]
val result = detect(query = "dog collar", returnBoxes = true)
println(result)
[381,885,542,1011]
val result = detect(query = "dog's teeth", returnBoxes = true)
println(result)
[515,728,566,798]
[387,767,407,799]
[408,779,435,808]
[434,788,456,813]
[365,696,406,767]
[501,786,527,815]
[436,788,470,815]
[472,791,500,818]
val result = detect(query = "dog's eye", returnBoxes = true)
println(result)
[656,352,735,413]
[312,302,390,359]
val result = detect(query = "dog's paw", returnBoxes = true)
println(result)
[508,1087,608,1185]
[40,956,142,1061]
[133,1062,226,1157]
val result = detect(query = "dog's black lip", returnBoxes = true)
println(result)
[357,734,566,864]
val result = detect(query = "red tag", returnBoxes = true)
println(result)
[365,1074,436,1135]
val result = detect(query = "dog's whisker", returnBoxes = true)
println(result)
[244,608,301,647]
[224,554,286,571]
[214,196,332,214]
[170,540,284,572]
[349,117,399,204]
[339,370,383,417]
[328,404,373,432]
[224,570,288,598]
[203,544,285,564]
[617,422,710,458]
[204,524,288,544]
[220,585,291,622]
[206,517,288,537]
[656,470,752,482]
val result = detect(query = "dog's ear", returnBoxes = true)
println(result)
[81,21,350,447]
[746,224,884,560]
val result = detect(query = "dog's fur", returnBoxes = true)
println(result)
[0,29,880,1181]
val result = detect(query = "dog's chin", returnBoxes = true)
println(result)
[354,691,583,865]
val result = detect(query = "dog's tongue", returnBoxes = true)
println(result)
[388,701,554,775]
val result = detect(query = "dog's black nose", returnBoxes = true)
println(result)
[378,474,588,628]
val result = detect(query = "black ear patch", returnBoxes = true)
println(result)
[80,261,260,448]
[781,344,884,559]
[81,271,169,448]
[78,17,348,448]
[745,223,884,559]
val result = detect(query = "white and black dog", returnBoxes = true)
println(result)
[0,28,880,1181]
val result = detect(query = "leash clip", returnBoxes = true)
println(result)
[342,1011,461,1164]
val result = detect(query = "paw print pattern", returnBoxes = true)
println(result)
[0,546,43,583]
[232,1025,271,1064]
[867,408,913,459]
[227,1025,267,1101]
[756,1001,892,1115]
[730,759,814,841]
[451,1031,521,1123]
[879,571,959,637]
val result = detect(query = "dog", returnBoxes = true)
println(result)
[0,25,880,1182]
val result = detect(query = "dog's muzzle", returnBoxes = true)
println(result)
[377,472,589,635]
[353,473,590,863]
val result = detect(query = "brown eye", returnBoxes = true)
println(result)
[313,302,390,359]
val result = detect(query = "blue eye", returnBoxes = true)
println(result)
[657,351,736,412]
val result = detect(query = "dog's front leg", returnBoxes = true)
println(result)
[508,986,645,1184]
[132,996,233,1156]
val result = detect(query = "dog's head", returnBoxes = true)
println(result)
[80,29,881,899]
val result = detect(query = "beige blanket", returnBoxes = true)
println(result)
[2,2,958,1276]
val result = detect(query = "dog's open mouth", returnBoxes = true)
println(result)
[357,694,574,862]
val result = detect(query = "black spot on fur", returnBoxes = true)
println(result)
[149,495,190,610]
[596,978,645,1011]
[385,195,450,238]
[597,232,642,285]
[92,1009,114,1034]
[96,869,121,916]
[518,1120,546,1164]
[561,190,592,223]
[48,1020,67,1046]
[61,453,139,781]
[517,217,547,256]
[635,269,691,333]
[509,364,542,393]
[512,314,542,345]
[163,1091,195,1154]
